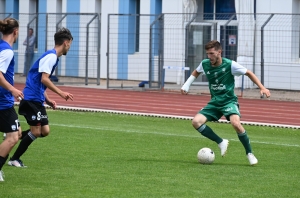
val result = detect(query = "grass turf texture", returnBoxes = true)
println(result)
[0,109,299,197]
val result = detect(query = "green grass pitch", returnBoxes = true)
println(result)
[0,109,299,197]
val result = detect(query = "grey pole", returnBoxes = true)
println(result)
[86,14,98,85]
[261,14,274,85]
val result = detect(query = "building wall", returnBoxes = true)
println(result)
[256,0,293,13]
[1,0,300,89]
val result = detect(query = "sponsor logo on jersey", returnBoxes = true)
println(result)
[32,115,36,120]
[206,71,210,75]
[211,84,226,90]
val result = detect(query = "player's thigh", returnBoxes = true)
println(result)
[5,129,21,143]
[199,104,223,122]
[222,102,241,121]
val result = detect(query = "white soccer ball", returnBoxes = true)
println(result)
[197,147,215,164]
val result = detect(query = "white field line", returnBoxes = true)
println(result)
[20,121,300,148]
[14,103,300,147]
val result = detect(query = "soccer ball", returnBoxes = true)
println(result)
[197,147,215,164]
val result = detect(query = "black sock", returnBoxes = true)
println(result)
[0,155,9,170]
[11,132,36,161]
[21,129,30,140]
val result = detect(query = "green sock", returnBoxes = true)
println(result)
[238,131,252,154]
[197,124,223,144]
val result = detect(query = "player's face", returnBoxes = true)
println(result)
[206,48,222,66]
[62,40,72,55]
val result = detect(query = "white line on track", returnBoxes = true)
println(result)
[53,105,300,129]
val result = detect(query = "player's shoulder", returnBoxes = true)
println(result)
[201,59,211,67]
[44,49,56,56]
[0,40,12,51]
[0,48,14,60]
[202,59,210,64]
[40,49,57,59]
[222,58,232,64]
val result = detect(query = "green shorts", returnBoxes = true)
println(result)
[199,102,241,121]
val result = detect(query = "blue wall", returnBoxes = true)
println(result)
[66,0,80,77]
[38,0,47,55]
[150,0,162,56]
[5,0,19,18]
[118,0,138,80]
[117,0,162,80]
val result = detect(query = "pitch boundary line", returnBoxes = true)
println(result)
[53,105,300,129]
[19,121,299,148]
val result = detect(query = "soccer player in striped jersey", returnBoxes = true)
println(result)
[181,40,271,165]
[8,28,74,168]
[0,18,24,181]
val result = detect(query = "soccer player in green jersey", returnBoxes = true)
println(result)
[181,40,271,165]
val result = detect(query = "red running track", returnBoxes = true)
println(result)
[14,83,300,127]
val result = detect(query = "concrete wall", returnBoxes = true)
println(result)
[1,0,300,89]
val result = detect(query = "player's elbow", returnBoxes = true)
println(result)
[245,70,255,77]
[40,77,49,85]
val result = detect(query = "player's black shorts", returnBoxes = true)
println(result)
[0,106,20,133]
[19,100,49,126]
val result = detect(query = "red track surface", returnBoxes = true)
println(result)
[14,83,300,127]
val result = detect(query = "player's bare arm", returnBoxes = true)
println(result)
[44,91,57,110]
[0,72,24,100]
[41,72,73,101]
[245,70,271,98]
[181,70,201,95]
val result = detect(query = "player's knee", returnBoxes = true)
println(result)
[41,129,50,137]
[231,120,242,131]
[5,134,19,147]
[192,118,204,129]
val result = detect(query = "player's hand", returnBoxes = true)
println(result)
[60,92,74,101]
[12,88,24,101]
[260,88,271,98]
[181,89,188,95]
[46,100,57,110]
[181,84,190,95]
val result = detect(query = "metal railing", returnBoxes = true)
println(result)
[0,13,101,85]
[107,13,300,92]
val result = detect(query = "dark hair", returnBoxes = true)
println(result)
[0,18,19,35]
[54,27,73,45]
[205,40,222,51]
